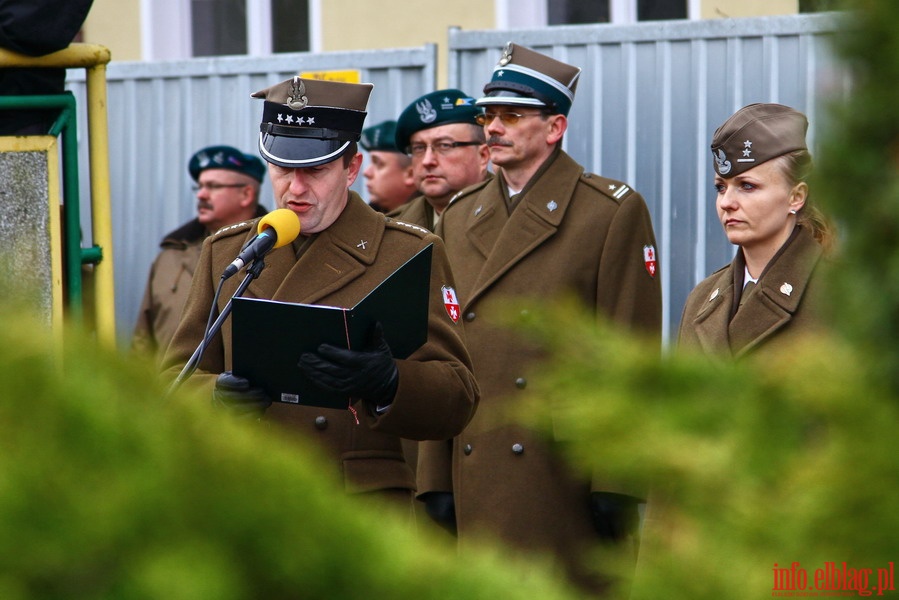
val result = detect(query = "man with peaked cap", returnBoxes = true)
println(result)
[163,76,478,506]
[390,89,491,231]
[360,120,417,214]
[417,43,662,594]
[132,145,267,362]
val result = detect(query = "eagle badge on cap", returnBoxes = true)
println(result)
[714,148,732,175]
[416,98,437,124]
[499,42,513,66]
[287,77,308,110]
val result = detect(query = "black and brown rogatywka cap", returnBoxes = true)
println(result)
[711,103,808,178]
[252,76,373,168]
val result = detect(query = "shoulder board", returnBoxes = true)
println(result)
[211,218,257,241]
[579,172,636,203]
[446,177,491,209]
[385,218,431,238]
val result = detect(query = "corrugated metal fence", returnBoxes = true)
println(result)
[67,46,437,344]
[67,13,845,346]
[449,13,846,340]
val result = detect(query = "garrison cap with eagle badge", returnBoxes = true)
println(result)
[360,120,402,153]
[711,103,808,178]
[476,42,581,116]
[188,145,266,182]
[394,89,481,153]
[251,76,373,168]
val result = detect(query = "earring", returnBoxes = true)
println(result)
[789,209,798,215]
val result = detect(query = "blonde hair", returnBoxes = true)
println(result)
[772,150,836,252]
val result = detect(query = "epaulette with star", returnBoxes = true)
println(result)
[579,172,635,204]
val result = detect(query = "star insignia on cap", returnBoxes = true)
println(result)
[297,116,306,125]
[307,117,315,125]
[285,114,295,124]
[742,148,752,157]
[497,70,505,78]
[743,140,753,148]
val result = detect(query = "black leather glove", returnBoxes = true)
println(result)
[590,492,641,544]
[212,371,272,418]
[421,492,457,536]
[297,322,399,408]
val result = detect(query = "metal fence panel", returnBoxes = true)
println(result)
[66,46,436,345]
[448,13,846,341]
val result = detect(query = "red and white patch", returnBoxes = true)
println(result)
[441,286,460,323]
[643,245,658,278]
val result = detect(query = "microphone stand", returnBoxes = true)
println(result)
[165,258,267,399]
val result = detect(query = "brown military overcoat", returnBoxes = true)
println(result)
[164,193,478,494]
[419,149,662,575]
[677,224,825,357]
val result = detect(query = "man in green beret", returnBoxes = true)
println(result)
[132,145,267,361]
[163,76,478,509]
[391,89,491,231]
[418,43,662,595]
[360,119,417,213]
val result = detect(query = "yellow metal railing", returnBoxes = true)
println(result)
[0,43,116,346]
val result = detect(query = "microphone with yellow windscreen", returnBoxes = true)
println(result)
[221,208,301,279]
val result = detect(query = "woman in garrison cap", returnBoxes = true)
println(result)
[677,103,835,357]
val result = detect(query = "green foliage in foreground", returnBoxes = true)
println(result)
[497,299,899,600]
[0,312,580,600]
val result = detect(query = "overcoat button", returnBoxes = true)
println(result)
[314,416,328,430]
[515,377,527,389]
[512,443,524,455]
[463,444,473,455]
[465,312,476,322]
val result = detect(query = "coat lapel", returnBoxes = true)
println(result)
[465,152,581,307]
[728,227,822,356]
[249,193,384,305]
[691,267,737,357]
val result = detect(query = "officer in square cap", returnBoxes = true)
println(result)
[251,75,373,168]
[476,42,581,116]
[164,74,478,512]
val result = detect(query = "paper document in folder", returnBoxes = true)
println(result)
[231,244,432,410]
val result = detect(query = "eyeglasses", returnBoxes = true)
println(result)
[406,141,482,158]
[474,112,546,126]
[192,182,249,192]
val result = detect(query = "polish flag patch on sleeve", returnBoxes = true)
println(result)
[442,285,460,323]
[643,245,658,278]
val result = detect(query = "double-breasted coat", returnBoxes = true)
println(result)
[163,193,478,494]
[677,224,825,357]
[419,149,662,578]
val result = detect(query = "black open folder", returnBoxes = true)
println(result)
[231,244,432,410]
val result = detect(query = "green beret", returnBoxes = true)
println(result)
[360,120,401,152]
[476,42,581,116]
[711,103,809,178]
[395,89,481,153]
[251,76,372,168]
[188,145,266,182]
